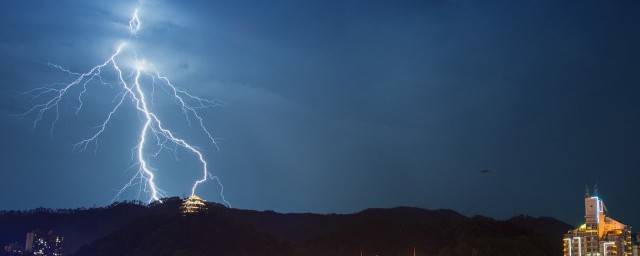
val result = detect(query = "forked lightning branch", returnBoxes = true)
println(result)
[21,9,230,207]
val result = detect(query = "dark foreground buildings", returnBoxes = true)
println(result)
[3,230,63,256]
[24,230,63,256]
[2,242,23,256]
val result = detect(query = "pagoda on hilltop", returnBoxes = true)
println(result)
[180,195,207,215]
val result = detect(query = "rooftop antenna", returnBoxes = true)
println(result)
[585,184,590,198]
[593,183,598,197]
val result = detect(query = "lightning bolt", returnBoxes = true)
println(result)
[21,8,230,207]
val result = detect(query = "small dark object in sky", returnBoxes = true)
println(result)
[481,169,490,174]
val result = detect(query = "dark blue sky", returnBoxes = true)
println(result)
[1,0,639,226]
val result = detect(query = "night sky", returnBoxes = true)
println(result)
[1,0,639,227]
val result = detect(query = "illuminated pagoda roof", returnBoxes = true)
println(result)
[180,195,207,215]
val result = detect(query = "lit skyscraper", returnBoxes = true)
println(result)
[563,193,631,256]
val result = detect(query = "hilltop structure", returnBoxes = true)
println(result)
[180,195,207,215]
[563,193,631,256]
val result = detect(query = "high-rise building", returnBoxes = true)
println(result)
[24,230,63,256]
[563,193,631,256]
[180,195,207,215]
[632,234,640,256]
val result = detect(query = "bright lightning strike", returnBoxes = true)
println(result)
[129,9,141,34]
[21,8,230,207]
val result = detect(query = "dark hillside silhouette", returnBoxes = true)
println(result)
[0,198,572,256]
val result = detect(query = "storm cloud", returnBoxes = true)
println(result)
[0,0,639,226]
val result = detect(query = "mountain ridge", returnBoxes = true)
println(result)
[0,197,572,256]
